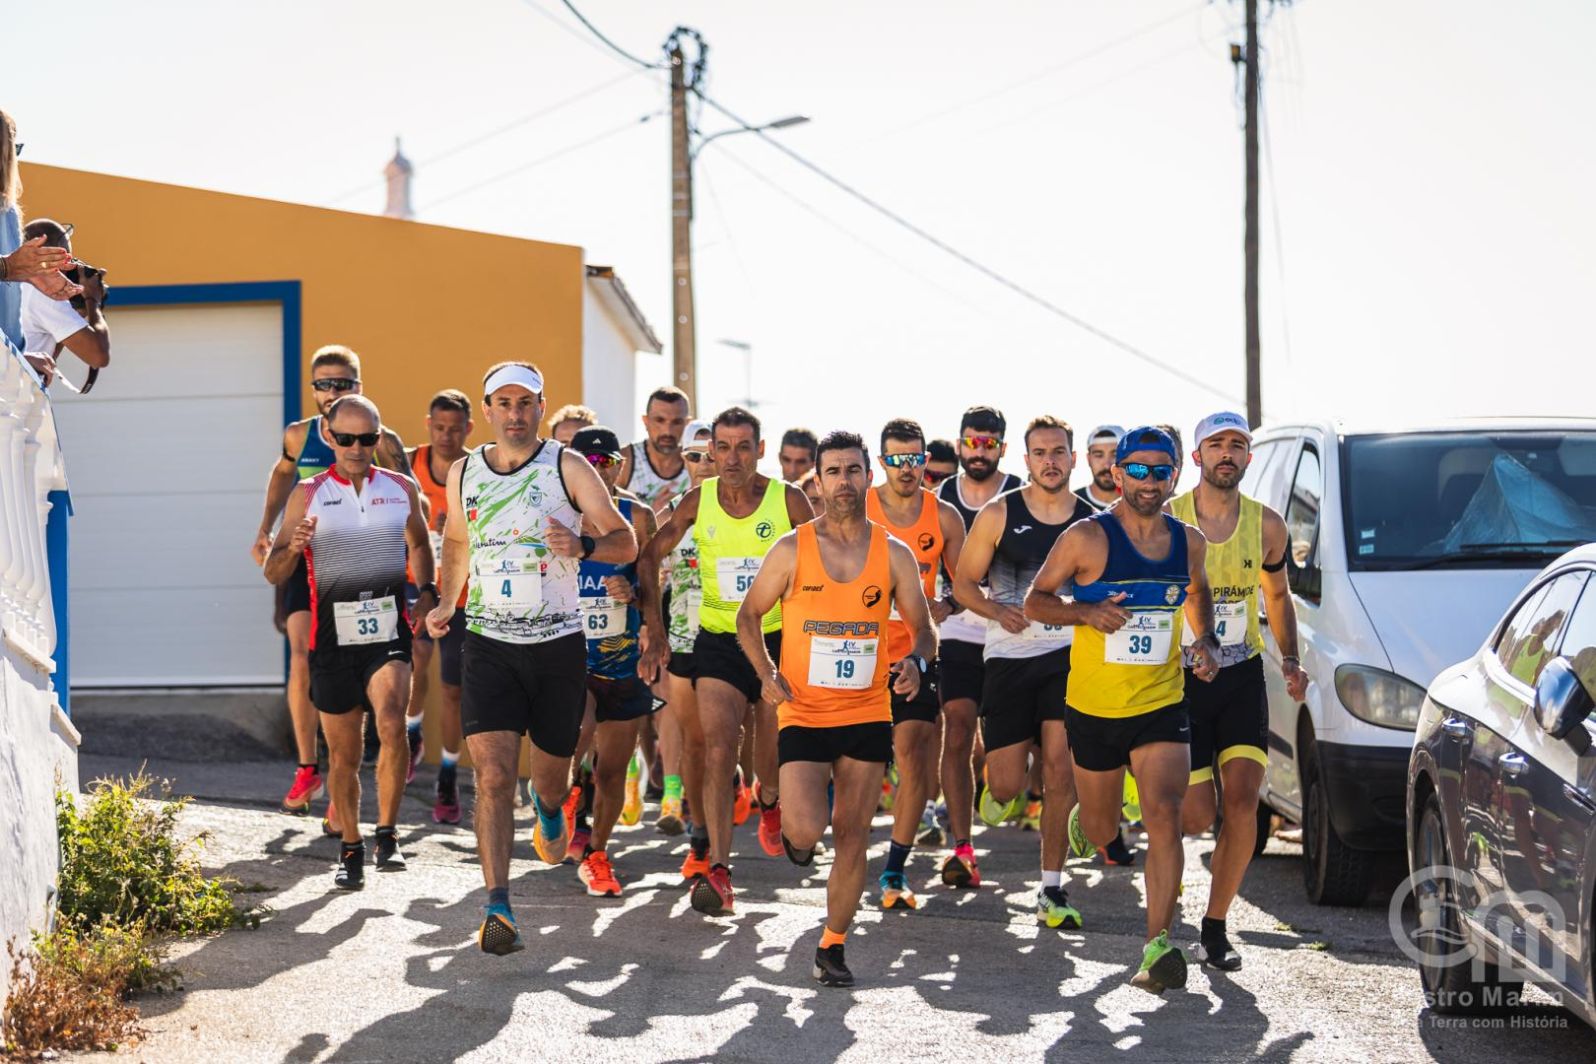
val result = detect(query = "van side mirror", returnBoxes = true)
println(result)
[1535,657,1594,755]
[1287,554,1322,601]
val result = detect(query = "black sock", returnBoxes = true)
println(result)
[300,762,317,770]
[439,763,457,785]
[1201,916,1228,946]
[375,825,396,840]
[954,837,971,851]
[1027,790,1043,802]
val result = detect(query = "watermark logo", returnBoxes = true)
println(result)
[1391,864,1569,1012]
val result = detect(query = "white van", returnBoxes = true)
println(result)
[1240,417,1596,905]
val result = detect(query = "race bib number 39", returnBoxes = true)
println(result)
[716,557,761,604]
[475,557,544,608]
[1105,613,1175,666]
[583,595,628,638]
[334,597,399,646]
[808,636,878,690]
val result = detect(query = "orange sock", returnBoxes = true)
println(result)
[820,927,846,949]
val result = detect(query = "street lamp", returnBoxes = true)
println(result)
[717,338,755,409]
[691,115,810,163]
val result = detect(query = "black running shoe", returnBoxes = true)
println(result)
[334,842,365,891]
[1101,832,1137,866]
[1198,934,1243,971]
[813,944,854,987]
[783,834,816,867]
[374,828,407,872]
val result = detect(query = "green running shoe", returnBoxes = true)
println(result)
[1067,804,1094,859]
[1130,930,1188,994]
[1036,886,1082,930]
[979,785,1023,827]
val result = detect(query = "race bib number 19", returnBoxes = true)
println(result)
[1105,613,1174,665]
[716,557,761,603]
[808,636,878,690]
[334,596,399,646]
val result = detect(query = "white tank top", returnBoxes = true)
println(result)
[461,440,582,644]
[302,467,412,653]
[625,441,690,513]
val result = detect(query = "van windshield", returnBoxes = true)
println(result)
[1343,431,1596,570]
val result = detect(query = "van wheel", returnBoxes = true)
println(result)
[1413,792,1509,1014]
[1301,748,1374,905]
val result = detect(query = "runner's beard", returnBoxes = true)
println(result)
[962,457,997,482]
[1093,468,1115,491]
[826,492,865,521]
[1202,463,1242,489]
[1125,488,1166,517]
[652,435,679,455]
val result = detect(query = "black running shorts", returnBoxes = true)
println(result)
[891,659,942,725]
[589,674,658,724]
[939,638,985,705]
[284,556,312,615]
[1064,700,1191,772]
[778,722,894,766]
[667,650,696,681]
[693,628,780,704]
[980,647,1070,752]
[309,637,412,716]
[460,631,586,758]
[406,583,466,686]
[1186,654,1269,784]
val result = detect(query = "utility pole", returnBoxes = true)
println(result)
[1241,0,1262,427]
[668,38,697,407]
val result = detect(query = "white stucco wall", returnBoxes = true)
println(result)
[581,284,642,432]
[0,646,78,958]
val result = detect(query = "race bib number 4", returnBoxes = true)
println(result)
[1183,600,1249,647]
[474,557,544,609]
[1105,613,1175,665]
[334,596,399,646]
[582,595,628,638]
[808,636,878,690]
[716,557,762,603]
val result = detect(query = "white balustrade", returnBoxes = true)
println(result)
[0,349,64,675]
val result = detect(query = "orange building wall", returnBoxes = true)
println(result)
[18,163,587,442]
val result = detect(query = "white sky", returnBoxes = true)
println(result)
[9,0,1595,482]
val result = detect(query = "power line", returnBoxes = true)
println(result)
[556,0,665,70]
[695,92,1241,403]
[550,0,1240,402]
[418,112,661,212]
[321,70,646,208]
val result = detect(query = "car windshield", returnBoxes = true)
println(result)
[1343,431,1596,570]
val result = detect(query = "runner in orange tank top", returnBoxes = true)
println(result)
[863,417,966,911]
[402,390,473,825]
[736,430,935,989]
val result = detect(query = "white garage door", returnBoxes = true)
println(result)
[49,302,285,686]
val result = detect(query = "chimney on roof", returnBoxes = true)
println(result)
[383,137,414,220]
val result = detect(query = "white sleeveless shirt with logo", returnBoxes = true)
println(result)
[461,440,582,644]
[625,441,690,513]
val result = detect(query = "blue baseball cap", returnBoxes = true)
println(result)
[1115,425,1179,465]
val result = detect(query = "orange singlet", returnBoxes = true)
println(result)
[778,522,894,730]
[408,444,468,608]
[865,487,940,662]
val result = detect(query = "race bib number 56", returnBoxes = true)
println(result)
[716,556,761,603]
[1105,613,1174,666]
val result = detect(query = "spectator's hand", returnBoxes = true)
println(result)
[79,266,107,305]
[4,236,71,281]
[28,269,82,302]
[23,353,56,387]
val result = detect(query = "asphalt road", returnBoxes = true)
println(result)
[66,755,1596,1063]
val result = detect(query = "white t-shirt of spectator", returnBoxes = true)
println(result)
[21,284,88,358]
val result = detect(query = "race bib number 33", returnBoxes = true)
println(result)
[808,636,878,690]
[334,597,399,646]
[1105,613,1175,666]
[716,557,762,603]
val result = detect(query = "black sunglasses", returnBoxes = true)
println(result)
[311,378,358,393]
[330,431,380,447]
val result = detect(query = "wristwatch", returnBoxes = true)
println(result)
[579,534,596,559]
[416,582,439,599]
[908,654,928,674]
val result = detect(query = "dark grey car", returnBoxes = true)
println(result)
[1406,544,1596,1026]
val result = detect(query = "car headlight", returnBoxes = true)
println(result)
[1334,664,1426,731]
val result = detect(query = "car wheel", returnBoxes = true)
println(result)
[1301,744,1375,906]
[1413,792,1508,1014]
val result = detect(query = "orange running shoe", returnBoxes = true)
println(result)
[579,850,622,897]
[680,843,712,882]
[532,795,569,865]
[562,783,584,828]
[282,765,324,814]
[690,864,735,915]
[733,776,754,826]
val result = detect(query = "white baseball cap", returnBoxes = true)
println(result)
[1086,424,1126,445]
[683,419,712,449]
[1193,411,1253,448]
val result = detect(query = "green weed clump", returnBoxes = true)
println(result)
[3,772,257,1059]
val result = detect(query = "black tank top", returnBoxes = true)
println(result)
[985,488,1091,659]
[938,472,1022,531]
